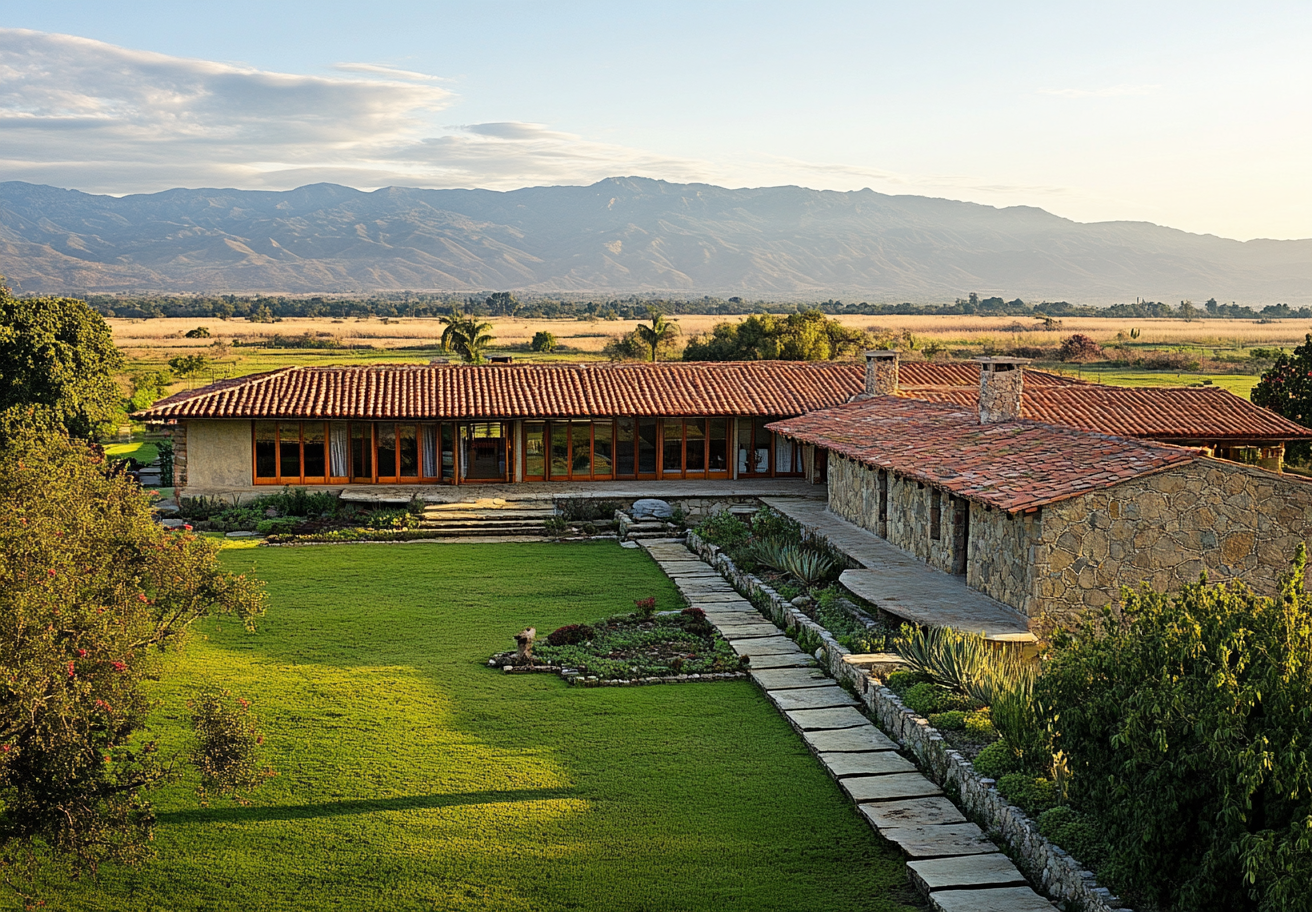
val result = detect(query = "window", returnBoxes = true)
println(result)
[376,424,397,479]
[398,425,419,478]
[708,418,728,473]
[637,418,658,475]
[350,423,372,480]
[662,420,683,475]
[524,422,545,479]
[615,418,635,478]
[303,423,327,480]
[571,421,592,476]
[255,421,331,483]
[685,418,706,473]
[930,489,942,541]
[877,470,888,534]
[254,422,277,479]
[593,420,613,476]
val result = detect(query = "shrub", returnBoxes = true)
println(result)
[680,606,713,637]
[1057,333,1104,362]
[990,681,1046,767]
[633,597,657,620]
[749,506,802,543]
[1034,550,1312,912]
[996,772,1059,816]
[189,688,273,806]
[740,537,789,572]
[255,517,301,535]
[184,326,211,338]
[1037,806,1108,869]
[903,681,957,716]
[546,624,595,646]
[885,668,931,697]
[542,516,569,535]
[929,710,967,730]
[366,508,417,530]
[693,511,749,546]
[972,740,1021,780]
[530,330,558,352]
[964,710,997,740]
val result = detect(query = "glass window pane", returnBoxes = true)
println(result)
[303,423,326,478]
[571,421,593,477]
[662,420,683,475]
[524,422,545,478]
[736,418,752,475]
[615,418,635,478]
[708,418,728,472]
[465,422,506,480]
[254,421,277,478]
[351,423,372,479]
[752,418,771,474]
[593,420,613,476]
[774,432,797,474]
[398,425,419,477]
[637,419,658,474]
[549,422,569,478]
[441,424,454,480]
[329,423,349,477]
[421,424,438,477]
[685,418,705,472]
[376,424,397,478]
[279,424,301,479]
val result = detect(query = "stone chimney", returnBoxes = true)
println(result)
[975,357,1030,423]
[863,350,900,397]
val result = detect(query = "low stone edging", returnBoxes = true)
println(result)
[685,529,1131,912]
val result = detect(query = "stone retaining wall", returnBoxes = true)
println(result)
[686,529,1131,912]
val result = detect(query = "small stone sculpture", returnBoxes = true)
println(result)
[514,627,536,665]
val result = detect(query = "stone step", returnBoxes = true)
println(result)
[767,686,859,712]
[742,653,817,669]
[625,530,681,541]
[858,797,965,829]
[927,886,1056,912]
[841,773,943,804]
[878,822,996,859]
[907,854,1027,892]
[803,726,900,753]
[817,750,917,778]
[421,509,556,520]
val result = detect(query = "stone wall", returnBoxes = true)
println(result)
[182,420,254,492]
[1034,458,1312,623]
[170,424,187,488]
[828,454,1033,607]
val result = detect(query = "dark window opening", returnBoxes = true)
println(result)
[930,489,942,541]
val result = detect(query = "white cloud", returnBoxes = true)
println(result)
[1039,84,1161,98]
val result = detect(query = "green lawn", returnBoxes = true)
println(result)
[49,543,917,912]
[103,441,160,464]
[1041,363,1261,397]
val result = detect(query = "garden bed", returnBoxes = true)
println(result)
[489,605,747,684]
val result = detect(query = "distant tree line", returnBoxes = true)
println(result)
[59,290,1312,322]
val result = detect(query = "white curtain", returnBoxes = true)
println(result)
[775,434,796,473]
[422,425,438,477]
[329,423,349,477]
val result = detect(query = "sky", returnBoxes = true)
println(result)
[2,1,1310,240]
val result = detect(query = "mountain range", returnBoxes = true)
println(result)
[1,177,1309,302]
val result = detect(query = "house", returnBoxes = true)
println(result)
[769,353,1312,626]
[136,360,1081,493]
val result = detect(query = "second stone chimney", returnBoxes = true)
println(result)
[975,357,1029,423]
[864,350,900,397]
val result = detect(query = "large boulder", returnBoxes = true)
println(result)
[631,498,674,520]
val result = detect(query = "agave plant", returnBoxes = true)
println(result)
[781,545,837,587]
[741,537,791,572]
[893,624,1033,707]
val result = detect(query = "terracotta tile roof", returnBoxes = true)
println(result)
[895,361,1085,390]
[901,385,1312,442]
[769,398,1199,513]
[138,361,869,420]
[137,361,1085,422]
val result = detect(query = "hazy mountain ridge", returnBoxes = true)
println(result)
[1,177,1310,302]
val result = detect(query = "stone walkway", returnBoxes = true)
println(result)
[642,540,1056,912]
[759,498,1035,643]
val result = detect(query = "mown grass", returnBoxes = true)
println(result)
[1044,363,1261,397]
[46,543,918,912]
[103,441,160,463]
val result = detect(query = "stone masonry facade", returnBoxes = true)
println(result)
[828,452,1312,623]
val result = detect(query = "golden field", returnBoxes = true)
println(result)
[110,313,1312,359]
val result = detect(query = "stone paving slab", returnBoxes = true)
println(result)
[750,667,833,690]
[768,686,859,712]
[858,797,966,828]
[803,726,900,753]
[818,750,918,778]
[716,623,785,639]
[927,886,1055,912]
[784,706,871,731]
[745,652,817,669]
[730,636,806,657]
[906,854,1026,892]
[841,773,943,803]
[702,614,766,629]
[699,607,763,621]
[879,823,996,859]
[682,592,753,603]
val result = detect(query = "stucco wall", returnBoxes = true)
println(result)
[181,420,252,490]
[1034,458,1312,623]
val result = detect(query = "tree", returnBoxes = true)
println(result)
[530,331,558,353]
[167,354,210,379]
[1036,553,1312,912]
[0,425,269,895]
[439,311,496,364]
[0,283,125,440]
[682,311,870,361]
[1252,333,1312,461]
[1057,334,1104,362]
[485,292,520,317]
[635,308,681,362]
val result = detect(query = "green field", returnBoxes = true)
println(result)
[103,441,160,464]
[1038,363,1261,398]
[47,543,917,912]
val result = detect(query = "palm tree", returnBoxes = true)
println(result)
[440,310,496,364]
[635,308,680,362]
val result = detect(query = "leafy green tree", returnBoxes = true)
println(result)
[635,308,681,362]
[682,310,870,361]
[1253,333,1312,460]
[439,310,496,364]
[167,354,210,379]
[0,426,268,894]
[1035,553,1312,911]
[530,330,558,353]
[0,283,125,439]
[484,292,520,317]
